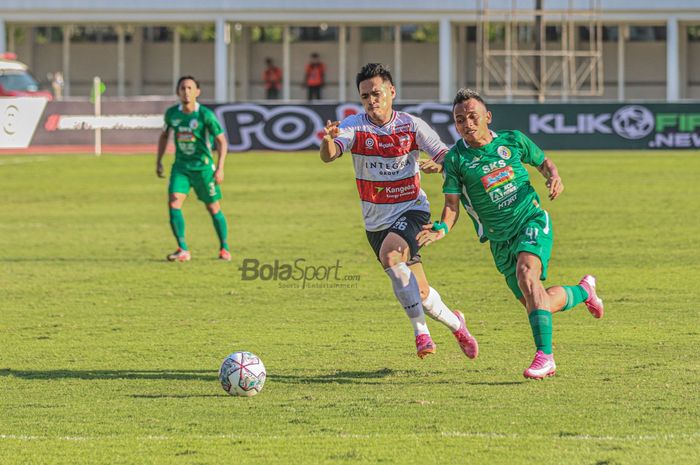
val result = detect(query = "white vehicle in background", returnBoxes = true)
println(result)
[0,52,53,100]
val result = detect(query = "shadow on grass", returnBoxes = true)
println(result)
[2,368,525,387]
[3,257,168,263]
[129,394,223,399]
[0,368,215,381]
[273,368,401,385]
[272,368,525,386]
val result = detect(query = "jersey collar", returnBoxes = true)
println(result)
[178,102,200,113]
[461,130,498,150]
[364,110,396,128]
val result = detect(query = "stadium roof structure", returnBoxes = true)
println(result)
[0,0,700,20]
[2,1,700,21]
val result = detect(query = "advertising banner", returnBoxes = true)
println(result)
[0,97,48,148]
[32,100,170,146]
[211,102,700,151]
[5,100,699,152]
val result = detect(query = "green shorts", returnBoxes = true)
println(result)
[489,210,553,299]
[168,165,221,204]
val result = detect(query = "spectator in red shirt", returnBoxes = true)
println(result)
[304,52,325,101]
[263,58,282,100]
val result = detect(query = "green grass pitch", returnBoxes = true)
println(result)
[0,151,698,464]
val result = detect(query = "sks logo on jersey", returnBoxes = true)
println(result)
[481,159,507,174]
[497,146,512,160]
[481,165,514,192]
[189,119,199,130]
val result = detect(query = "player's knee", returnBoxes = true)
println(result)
[516,262,537,281]
[380,249,404,268]
[206,202,220,215]
[516,264,538,292]
[169,196,183,209]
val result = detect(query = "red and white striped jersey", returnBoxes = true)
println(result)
[334,110,449,231]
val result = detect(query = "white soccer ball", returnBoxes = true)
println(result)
[219,351,267,397]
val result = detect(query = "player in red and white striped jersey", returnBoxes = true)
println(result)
[320,63,478,360]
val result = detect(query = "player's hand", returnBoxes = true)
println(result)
[416,223,446,247]
[156,162,165,178]
[323,120,341,140]
[214,168,224,184]
[546,174,564,200]
[419,158,443,174]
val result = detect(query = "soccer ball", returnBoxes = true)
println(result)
[219,351,266,397]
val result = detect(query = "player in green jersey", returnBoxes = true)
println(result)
[156,76,231,262]
[417,88,604,379]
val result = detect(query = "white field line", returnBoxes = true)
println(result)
[0,432,698,442]
[0,157,50,166]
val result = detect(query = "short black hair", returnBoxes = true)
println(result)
[176,75,200,91]
[356,63,394,90]
[452,88,488,111]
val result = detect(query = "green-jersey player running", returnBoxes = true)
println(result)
[417,89,604,380]
[156,75,231,262]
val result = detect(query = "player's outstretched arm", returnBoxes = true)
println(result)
[214,133,228,184]
[537,157,564,200]
[156,129,169,178]
[418,158,444,174]
[416,194,461,247]
[320,120,341,163]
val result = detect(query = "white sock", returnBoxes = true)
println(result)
[422,287,461,332]
[385,263,430,336]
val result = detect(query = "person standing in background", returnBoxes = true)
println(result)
[304,52,325,101]
[263,58,282,100]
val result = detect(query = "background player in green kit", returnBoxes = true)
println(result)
[417,88,605,379]
[156,76,230,262]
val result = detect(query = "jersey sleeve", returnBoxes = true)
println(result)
[334,117,358,155]
[414,117,449,163]
[162,108,172,132]
[516,130,545,167]
[204,108,224,137]
[442,147,463,195]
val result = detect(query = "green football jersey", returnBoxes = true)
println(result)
[443,130,546,242]
[163,103,224,171]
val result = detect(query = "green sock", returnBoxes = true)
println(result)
[169,208,187,250]
[561,285,589,311]
[211,211,229,250]
[528,310,553,355]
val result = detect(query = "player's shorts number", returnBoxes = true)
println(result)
[393,217,408,231]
